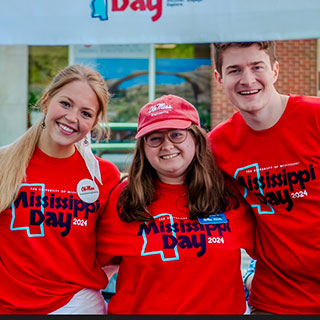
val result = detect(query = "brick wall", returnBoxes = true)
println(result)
[210,39,318,129]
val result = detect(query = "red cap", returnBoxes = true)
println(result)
[135,95,200,139]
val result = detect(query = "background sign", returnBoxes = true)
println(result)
[1,0,320,45]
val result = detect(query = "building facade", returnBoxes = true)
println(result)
[210,39,318,128]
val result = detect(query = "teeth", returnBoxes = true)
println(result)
[59,123,74,133]
[240,90,259,95]
[161,153,179,160]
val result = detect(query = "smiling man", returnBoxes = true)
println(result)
[208,42,320,315]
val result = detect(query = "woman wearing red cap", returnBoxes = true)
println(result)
[97,95,255,314]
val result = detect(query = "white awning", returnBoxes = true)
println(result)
[1,0,320,45]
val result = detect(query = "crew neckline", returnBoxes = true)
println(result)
[35,145,80,162]
[156,180,187,192]
[240,94,292,136]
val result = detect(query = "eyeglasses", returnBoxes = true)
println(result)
[144,129,188,148]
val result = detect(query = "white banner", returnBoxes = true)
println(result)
[1,0,320,45]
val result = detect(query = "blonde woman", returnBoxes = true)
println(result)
[0,65,120,314]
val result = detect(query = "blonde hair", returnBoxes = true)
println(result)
[0,64,110,212]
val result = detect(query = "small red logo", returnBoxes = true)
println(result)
[81,185,95,192]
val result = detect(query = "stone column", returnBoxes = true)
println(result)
[0,45,28,146]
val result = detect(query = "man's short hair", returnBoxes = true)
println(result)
[213,41,277,76]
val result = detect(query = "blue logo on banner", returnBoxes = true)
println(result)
[91,0,108,21]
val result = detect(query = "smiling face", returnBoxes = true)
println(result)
[144,129,196,185]
[38,80,100,158]
[215,44,279,117]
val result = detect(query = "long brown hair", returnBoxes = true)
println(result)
[118,124,235,222]
[0,64,110,212]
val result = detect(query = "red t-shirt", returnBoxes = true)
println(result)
[0,147,120,314]
[208,94,320,314]
[97,180,255,314]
